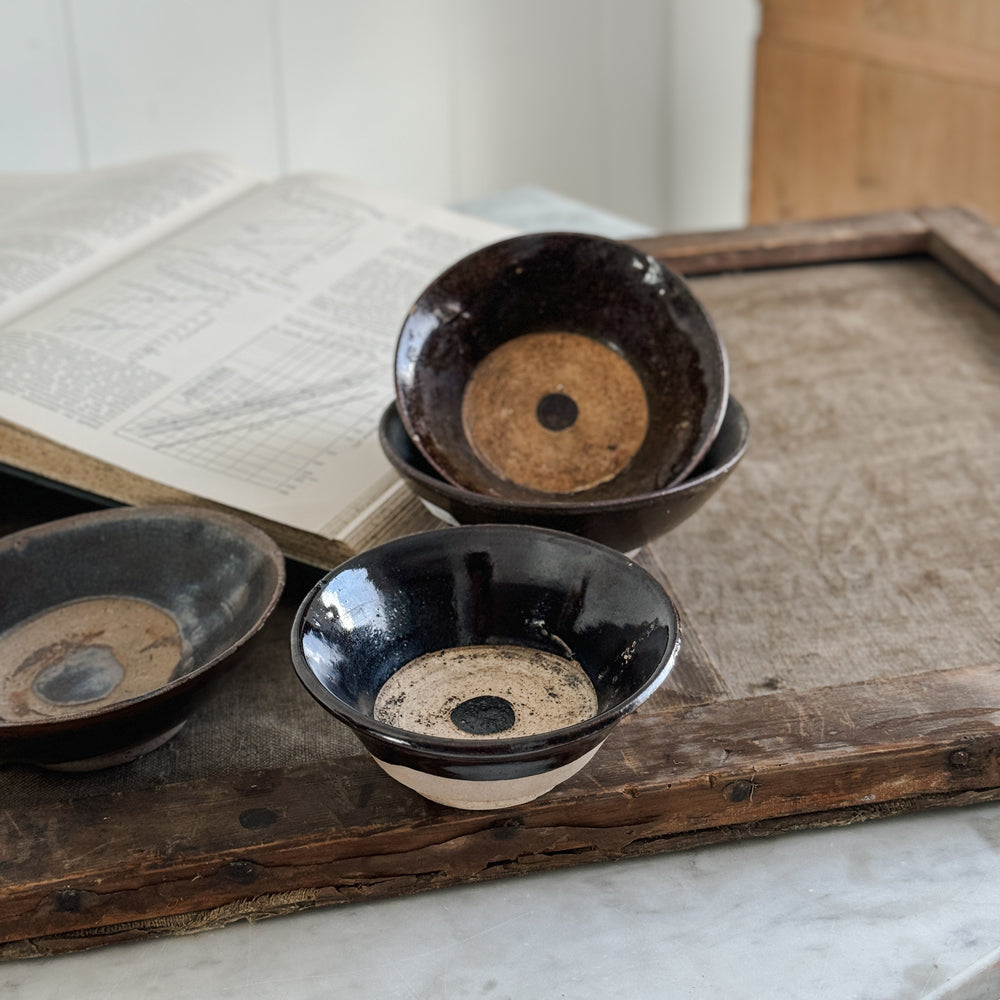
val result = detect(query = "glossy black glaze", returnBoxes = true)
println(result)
[291,525,680,782]
[0,506,285,767]
[379,395,749,552]
[394,232,728,500]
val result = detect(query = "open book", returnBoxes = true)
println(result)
[0,154,513,566]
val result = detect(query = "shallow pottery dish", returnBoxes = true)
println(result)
[379,395,749,552]
[291,524,680,810]
[0,505,284,770]
[394,231,728,502]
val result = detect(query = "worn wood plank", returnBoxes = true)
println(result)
[631,210,929,275]
[920,206,1000,310]
[634,206,1000,314]
[2,660,997,958]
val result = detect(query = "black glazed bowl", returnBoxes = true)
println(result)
[394,231,728,502]
[379,395,749,552]
[0,505,285,770]
[291,524,680,810]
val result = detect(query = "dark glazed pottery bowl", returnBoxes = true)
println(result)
[0,505,285,770]
[379,395,749,552]
[394,231,728,502]
[291,524,680,809]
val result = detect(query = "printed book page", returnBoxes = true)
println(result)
[0,170,512,537]
[0,153,260,327]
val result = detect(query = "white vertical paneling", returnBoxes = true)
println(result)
[68,0,280,175]
[277,0,455,204]
[0,0,80,171]
[662,0,760,233]
[595,0,671,228]
[450,0,605,208]
[0,0,759,233]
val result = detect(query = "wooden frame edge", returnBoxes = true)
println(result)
[3,661,998,956]
[633,206,1000,308]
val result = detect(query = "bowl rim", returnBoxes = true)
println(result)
[392,230,730,500]
[379,395,749,515]
[0,504,286,737]
[290,523,681,764]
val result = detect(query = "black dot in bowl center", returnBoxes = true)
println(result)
[536,392,579,431]
[450,695,516,735]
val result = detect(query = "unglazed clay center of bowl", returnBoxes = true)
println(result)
[0,596,190,722]
[460,331,651,494]
[373,644,598,739]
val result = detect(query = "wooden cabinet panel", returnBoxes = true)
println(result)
[751,0,1000,222]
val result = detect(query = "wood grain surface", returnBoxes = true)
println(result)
[750,0,1000,224]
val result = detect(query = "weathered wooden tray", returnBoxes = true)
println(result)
[2,207,998,958]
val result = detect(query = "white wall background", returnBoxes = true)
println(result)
[0,0,758,233]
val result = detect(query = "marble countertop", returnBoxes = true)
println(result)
[6,190,999,1000]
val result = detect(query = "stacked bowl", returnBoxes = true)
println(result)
[292,232,748,809]
[381,232,748,552]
